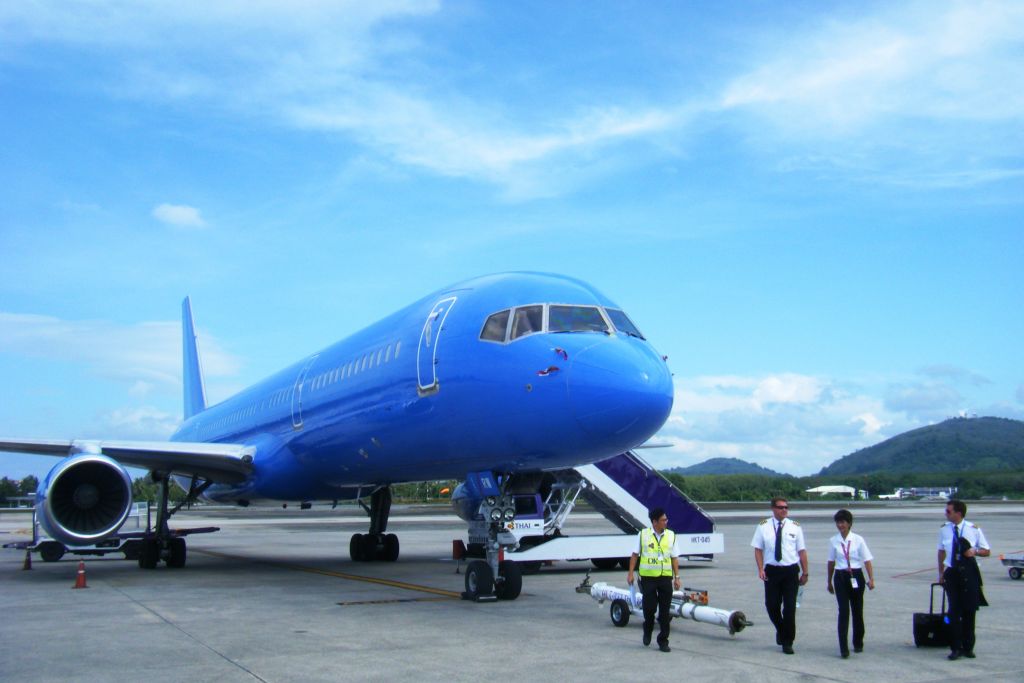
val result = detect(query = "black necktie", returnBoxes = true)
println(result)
[774,521,783,562]
[952,524,961,567]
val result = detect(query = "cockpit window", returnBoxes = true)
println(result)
[480,309,510,342]
[549,305,610,333]
[510,305,543,340]
[605,308,645,339]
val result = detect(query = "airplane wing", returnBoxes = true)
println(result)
[0,438,255,484]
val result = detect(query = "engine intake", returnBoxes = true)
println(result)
[36,454,134,546]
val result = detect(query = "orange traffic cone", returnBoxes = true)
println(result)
[72,560,88,589]
[22,550,32,570]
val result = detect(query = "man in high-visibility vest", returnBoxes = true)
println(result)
[627,507,681,652]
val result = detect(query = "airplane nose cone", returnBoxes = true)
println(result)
[567,339,674,445]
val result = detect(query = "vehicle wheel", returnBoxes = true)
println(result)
[618,557,631,570]
[349,533,364,562]
[1010,567,1022,580]
[39,542,65,563]
[520,561,542,575]
[379,533,399,562]
[610,599,631,627]
[592,558,619,570]
[138,539,159,569]
[496,561,523,600]
[167,537,187,568]
[464,560,494,598]
[121,540,141,561]
[361,533,379,561]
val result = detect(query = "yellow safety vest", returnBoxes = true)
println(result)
[638,528,675,577]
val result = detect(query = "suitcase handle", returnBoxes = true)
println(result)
[929,582,947,614]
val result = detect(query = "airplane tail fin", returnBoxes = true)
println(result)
[181,297,208,419]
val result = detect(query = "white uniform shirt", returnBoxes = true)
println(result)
[827,531,873,570]
[937,519,989,568]
[751,517,805,566]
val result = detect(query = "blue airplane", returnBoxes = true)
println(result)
[0,272,674,600]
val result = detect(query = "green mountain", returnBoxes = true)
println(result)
[666,457,789,477]
[819,416,1024,475]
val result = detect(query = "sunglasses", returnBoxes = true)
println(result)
[774,505,789,510]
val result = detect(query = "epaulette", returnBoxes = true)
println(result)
[791,521,800,526]
[760,518,770,525]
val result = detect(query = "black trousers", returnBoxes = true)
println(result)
[944,567,978,654]
[640,575,673,645]
[764,564,800,646]
[833,568,865,653]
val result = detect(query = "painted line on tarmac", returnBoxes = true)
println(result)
[194,548,461,599]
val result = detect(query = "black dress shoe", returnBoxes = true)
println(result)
[642,631,652,647]
[947,650,962,661]
[963,651,975,659]
[776,634,782,645]
[854,646,863,653]
[783,645,795,655]
[840,652,850,659]
[659,643,671,653]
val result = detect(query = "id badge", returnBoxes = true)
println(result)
[850,577,859,589]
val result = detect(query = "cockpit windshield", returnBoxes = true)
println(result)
[479,303,643,343]
[604,308,644,339]
[549,305,609,333]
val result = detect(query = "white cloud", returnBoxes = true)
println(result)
[0,311,239,390]
[99,406,180,439]
[2,1,1020,197]
[152,203,207,228]
[660,373,914,475]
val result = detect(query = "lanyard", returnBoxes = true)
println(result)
[842,539,852,571]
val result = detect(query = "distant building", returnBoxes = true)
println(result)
[805,485,866,499]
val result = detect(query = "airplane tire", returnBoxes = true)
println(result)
[349,533,364,562]
[138,539,159,569]
[361,533,379,561]
[167,537,187,568]
[381,533,400,562]
[592,558,619,570]
[610,599,631,627]
[39,542,65,563]
[465,560,494,598]
[519,561,542,575]
[496,561,522,600]
[1010,567,1022,580]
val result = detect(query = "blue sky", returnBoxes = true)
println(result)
[1,1,1022,479]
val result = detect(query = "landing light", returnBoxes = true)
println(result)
[485,496,497,507]
[489,508,502,522]
[503,509,515,522]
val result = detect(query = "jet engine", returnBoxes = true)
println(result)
[36,454,134,546]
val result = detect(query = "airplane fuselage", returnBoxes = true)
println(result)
[171,272,674,503]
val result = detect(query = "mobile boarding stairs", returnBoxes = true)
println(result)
[466,450,723,569]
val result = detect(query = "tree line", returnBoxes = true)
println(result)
[6,470,1021,508]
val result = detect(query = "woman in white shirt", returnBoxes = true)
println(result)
[826,509,875,658]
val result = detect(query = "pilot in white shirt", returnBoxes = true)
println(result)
[751,497,808,654]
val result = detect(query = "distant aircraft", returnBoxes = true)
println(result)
[1,272,674,600]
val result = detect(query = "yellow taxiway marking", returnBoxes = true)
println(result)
[193,549,461,599]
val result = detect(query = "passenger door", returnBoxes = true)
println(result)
[416,297,457,396]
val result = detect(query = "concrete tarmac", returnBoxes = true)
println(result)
[2,503,1022,682]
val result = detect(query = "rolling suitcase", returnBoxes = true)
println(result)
[913,582,950,647]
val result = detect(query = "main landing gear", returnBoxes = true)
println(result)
[137,472,211,570]
[349,487,400,562]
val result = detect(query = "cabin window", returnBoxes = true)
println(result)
[549,305,609,333]
[395,340,401,358]
[510,305,543,340]
[480,309,510,342]
[376,348,384,366]
[605,308,645,339]
[385,344,392,362]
